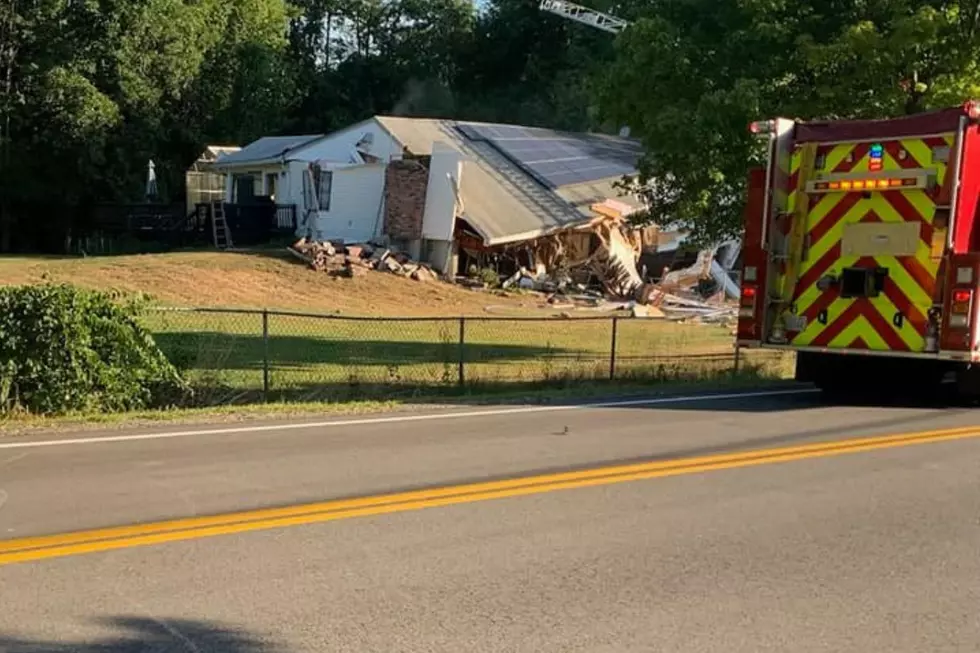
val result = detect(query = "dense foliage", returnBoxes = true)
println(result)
[0,284,188,414]
[3,0,980,248]
[601,0,980,244]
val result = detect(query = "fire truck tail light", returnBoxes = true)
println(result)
[965,100,980,121]
[748,121,773,135]
[738,307,755,318]
[952,289,972,304]
[950,289,973,325]
[956,267,974,284]
[743,266,757,282]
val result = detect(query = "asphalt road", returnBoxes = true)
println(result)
[1,388,979,651]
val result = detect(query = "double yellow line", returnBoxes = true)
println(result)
[2,424,978,567]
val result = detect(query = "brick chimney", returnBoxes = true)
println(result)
[383,157,430,240]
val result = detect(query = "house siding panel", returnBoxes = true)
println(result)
[309,164,386,243]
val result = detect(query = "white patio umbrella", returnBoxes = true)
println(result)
[145,159,158,201]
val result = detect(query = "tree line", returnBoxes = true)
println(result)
[2,0,979,252]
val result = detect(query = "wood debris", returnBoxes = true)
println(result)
[286,238,441,283]
[288,237,336,271]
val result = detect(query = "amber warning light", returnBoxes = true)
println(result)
[806,176,925,193]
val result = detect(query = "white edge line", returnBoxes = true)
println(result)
[0,389,817,450]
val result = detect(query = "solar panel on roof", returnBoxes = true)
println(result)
[455,121,642,188]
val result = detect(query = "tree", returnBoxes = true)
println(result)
[0,0,293,251]
[598,0,980,246]
[454,0,613,130]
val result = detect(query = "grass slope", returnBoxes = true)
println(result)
[0,250,538,317]
[0,250,794,409]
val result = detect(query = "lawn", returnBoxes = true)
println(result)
[146,308,791,404]
[1,250,795,405]
[0,249,539,316]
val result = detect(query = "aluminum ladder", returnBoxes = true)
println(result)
[211,201,234,249]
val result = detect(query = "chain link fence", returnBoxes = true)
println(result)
[145,308,794,404]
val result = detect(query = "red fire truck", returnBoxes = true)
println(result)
[737,101,980,396]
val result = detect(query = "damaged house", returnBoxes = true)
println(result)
[215,117,664,296]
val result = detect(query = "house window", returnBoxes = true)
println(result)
[303,167,333,211]
[316,170,332,210]
[265,173,277,201]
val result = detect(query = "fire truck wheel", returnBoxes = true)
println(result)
[954,365,980,399]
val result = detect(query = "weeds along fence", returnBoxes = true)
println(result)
[146,307,795,405]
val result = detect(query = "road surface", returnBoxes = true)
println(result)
[0,388,978,652]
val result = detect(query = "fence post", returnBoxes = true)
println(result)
[458,317,466,386]
[458,317,466,387]
[262,309,270,401]
[609,316,619,381]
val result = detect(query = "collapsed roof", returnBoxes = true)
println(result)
[377,117,646,246]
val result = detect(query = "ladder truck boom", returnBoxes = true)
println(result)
[538,0,630,34]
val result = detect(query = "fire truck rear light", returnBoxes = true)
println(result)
[956,267,973,284]
[966,100,980,121]
[950,314,969,328]
[742,285,757,299]
[738,307,755,318]
[749,121,773,135]
[743,266,757,282]
[952,289,972,303]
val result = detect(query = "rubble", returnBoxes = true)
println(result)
[288,237,336,271]
[285,238,442,284]
[286,203,741,330]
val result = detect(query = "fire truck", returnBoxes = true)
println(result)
[737,102,980,396]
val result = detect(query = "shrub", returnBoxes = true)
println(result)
[0,284,189,415]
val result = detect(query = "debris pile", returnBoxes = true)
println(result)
[286,238,440,282]
[286,239,336,271]
[284,202,740,329]
[458,218,741,325]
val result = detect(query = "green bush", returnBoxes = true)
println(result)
[0,284,190,415]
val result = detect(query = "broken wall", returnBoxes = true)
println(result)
[384,158,430,240]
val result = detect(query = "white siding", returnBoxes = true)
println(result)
[291,119,403,164]
[307,164,386,243]
[283,161,308,212]
[421,142,462,241]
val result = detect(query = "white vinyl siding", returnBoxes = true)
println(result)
[308,164,385,243]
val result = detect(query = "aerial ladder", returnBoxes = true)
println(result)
[537,0,630,34]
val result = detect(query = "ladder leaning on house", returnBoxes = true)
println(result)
[210,200,234,249]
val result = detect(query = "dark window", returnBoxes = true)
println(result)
[317,170,333,210]
[302,168,333,211]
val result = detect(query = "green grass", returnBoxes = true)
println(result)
[0,376,801,435]
[143,308,794,406]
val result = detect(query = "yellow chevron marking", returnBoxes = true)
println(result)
[828,313,890,350]
[902,139,935,172]
[824,144,853,173]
